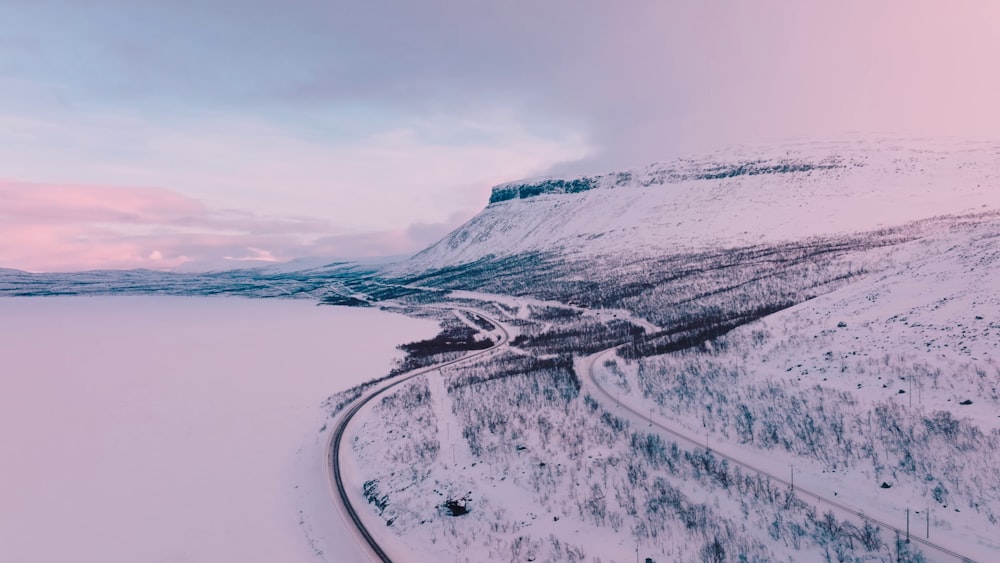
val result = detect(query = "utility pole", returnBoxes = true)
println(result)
[906,508,910,543]
[649,407,653,427]
[909,378,913,408]
[790,464,795,492]
[926,507,930,539]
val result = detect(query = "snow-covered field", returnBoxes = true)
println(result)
[0,296,437,563]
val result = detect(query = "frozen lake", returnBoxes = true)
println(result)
[0,296,437,563]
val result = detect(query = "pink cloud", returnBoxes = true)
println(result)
[0,179,466,272]
[0,179,309,271]
[0,179,205,223]
[0,220,190,272]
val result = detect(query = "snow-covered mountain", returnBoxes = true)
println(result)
[343,139,1000,562]
[398,138,1000,273]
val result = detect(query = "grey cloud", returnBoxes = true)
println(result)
[307,209,473,261]
[6,0,1000,244]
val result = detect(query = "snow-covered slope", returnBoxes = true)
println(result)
[400,138,1000,273]
[591,220,1000,559]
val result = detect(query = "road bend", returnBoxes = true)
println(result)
[326,308,509,563]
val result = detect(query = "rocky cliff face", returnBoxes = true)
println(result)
[487,157,843,204]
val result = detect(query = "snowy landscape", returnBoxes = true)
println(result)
[4,139,1000,562]
[9,1,1000,561]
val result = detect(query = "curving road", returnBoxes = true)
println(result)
[325,309,509,563]
[328,305,976,562]
[583,346,976,563]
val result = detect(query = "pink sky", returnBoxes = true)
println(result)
[2,1,1000,271]
[0,179,458,272]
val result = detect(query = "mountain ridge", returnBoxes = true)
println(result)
[488,155,846,204]
[396,138,1000,274]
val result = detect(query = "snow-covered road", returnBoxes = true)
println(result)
[329,308,509,562]
[581,346,977,563]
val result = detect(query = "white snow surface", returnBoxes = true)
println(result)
[599,222,1000,560]
[0,296,437,563]
[399,138,1000,272]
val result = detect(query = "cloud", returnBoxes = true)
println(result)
[307,209,476,259]
[0,181,205,223]
[11,1,1000,175]
[5,1,1000,272]
[0,108,587,230]
[0,179,465,272]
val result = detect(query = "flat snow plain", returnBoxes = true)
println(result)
[0,296,437,563]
